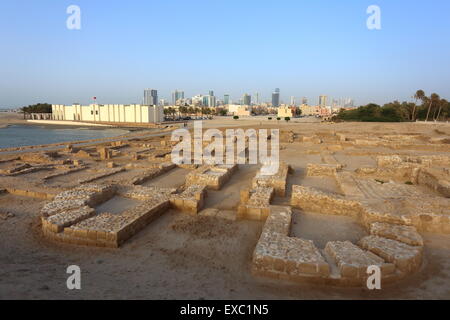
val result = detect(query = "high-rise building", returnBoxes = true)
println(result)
[207,95,216,108]
[290,96,296,106]
[319,95,328,108]
[254,92,260,105]
[144,89,158,106]
[243,93,251,106]
[224,94,230,105]
[302,97,308,105]
[172,90,184,105]
[272,88,280,107]
[202,96,209,106]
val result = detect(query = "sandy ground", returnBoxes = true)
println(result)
[1,120,450,299]
[0,112,26,128]
[1,193,449,300]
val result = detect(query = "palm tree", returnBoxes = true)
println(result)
[179,106,187,117]
[436,99,448,121]
[413,90,425,121]
[425,93,440,122]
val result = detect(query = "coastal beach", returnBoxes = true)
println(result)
[0,112,132,149]
[0,112,26,128]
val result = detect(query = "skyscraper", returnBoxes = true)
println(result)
[272,88,280,107]
[224,94,230,105]
[144,89,158,106]
[254,92,260,105]
[301,97,308,105]
[319,95,328,108]
[290,96,296,106]
[172,90,184,105]
[207,95,216,108]
[243,93,251,106]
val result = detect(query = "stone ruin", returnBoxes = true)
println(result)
[252,205,424,286]
[1,127,448,290]
[185,164,238,190]
[40,181,212,247]
[39,162,241,247]
[247,151,449,286]
[170,185,207,215]
[251,162,292,197]
[355,155,450,198]
[41,183,206,247]
[237,163,291,221]
[237,187,274,221]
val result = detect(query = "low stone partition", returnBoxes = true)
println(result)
[369,222,423,246]
[252,162,291,197]
[169,185,207,215]
[42,206,95,233]
[306,163,343,177]
[185,164,237,190]
[43,166,88,181]
[280,130,296,143]
[359,236,423,273]
[291,183,450,234]
[252,206,331,282]
[417,168,450,198]
[237,187,274,221]
[291,185,362,218]
[377,155,450,168]
[78,167,125,184]
[5,187,56,200]
[0,163,53,176]
[41,184,116,217]
[0,163,30,175]
[129,162,176,185]
[324,241,396,282]
[41,184,175,247]
[357,156,450,197]
[302,136,323,144]
[19,152,59,163]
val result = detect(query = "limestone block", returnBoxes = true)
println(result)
[325,241,395,279]
[370,222,423,246]
[359,236,423,273]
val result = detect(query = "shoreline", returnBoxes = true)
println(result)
[0,125,133,153]
[0,126,174,155]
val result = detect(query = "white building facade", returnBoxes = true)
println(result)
[52,104,164,123]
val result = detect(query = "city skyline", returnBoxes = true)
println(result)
[1,0,450,108]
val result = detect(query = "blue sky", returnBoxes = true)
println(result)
[1,0,450,108]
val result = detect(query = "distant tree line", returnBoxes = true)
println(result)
[334,90,449,122]
[20,103,52,114]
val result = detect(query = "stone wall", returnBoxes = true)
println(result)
[306,163,343,177]
[41,184,175,247]
[252,162,291,197]
[291,185,362,218]
[169,185,207,215]
[185,164,237,190]
[237,187,274,221]
[252,206,331,283]
[251,205,425,286]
